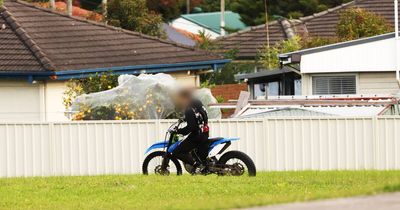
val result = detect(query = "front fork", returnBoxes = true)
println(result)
[161,132,175,171]
[161,153,171,171]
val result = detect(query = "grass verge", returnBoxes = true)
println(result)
[1,171,400,209]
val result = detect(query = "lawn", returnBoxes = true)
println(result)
[1,171,400,210]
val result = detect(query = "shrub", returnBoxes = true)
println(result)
[337,8,392,41]
[107,0,165,38]
[258,35,302,69]
[63,72,118,111]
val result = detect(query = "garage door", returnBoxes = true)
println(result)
[0,80,41,122]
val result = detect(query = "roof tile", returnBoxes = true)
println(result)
[0,0,222,73]
[217,0,398,60]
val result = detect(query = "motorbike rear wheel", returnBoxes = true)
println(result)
[142,151,182,175]
[218,151,256,176]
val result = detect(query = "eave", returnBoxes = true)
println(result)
[0,59,231,81]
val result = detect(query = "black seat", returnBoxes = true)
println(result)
[208,137,224,144]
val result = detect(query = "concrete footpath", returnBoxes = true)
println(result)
[243,192,400,210]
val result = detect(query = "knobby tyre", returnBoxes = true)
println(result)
[142,151,182,175]
[218,151,257,176]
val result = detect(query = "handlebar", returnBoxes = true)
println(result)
[167,119,184,134]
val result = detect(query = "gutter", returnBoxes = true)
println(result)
[0,59,231,81]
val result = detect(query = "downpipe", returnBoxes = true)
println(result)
[395,0,400,87]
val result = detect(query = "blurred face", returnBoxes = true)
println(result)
[175,89,192,111]
[175,94,191,111]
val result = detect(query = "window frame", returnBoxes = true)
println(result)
[310,73,359,95]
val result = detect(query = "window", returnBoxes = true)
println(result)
[253,82,281,99]
[312,75,356,95]
[294,79,302,95]
[253,84,266,98]
[267,81,279,96]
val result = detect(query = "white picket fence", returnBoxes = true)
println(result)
[0,117,399,178]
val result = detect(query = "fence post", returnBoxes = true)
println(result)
[372,117,379,170]
[48,122,56,176]
[262,118,268,171]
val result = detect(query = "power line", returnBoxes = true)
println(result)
[264,0,271,69]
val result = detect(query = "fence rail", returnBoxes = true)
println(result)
[0,117,399,177]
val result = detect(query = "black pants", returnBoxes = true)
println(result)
[172,133,209,165]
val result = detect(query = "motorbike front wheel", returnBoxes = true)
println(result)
[142,151,182,175]
[218,151,256,176]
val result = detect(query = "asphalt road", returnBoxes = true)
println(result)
[243,192,400,210]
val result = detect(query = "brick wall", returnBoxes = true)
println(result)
[211,83,248,102]
[211,83,248,118]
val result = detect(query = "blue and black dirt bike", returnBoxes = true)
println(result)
[142,120,256,176]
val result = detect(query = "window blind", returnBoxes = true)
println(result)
[312,75,356,95]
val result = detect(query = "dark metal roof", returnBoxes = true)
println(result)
[162,23,196,47]
[235,67,294,81]
[0,0,228,79]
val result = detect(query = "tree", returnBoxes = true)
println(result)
[337,8,392,41]
[146,0,182,21]
[258,35,302,69]
[195,30,216,51]
[107,0,165,38]
[302,36,337,49]
[193,30,255,84]
[63,72,118,111]
[197,0,350,26]
[80,0,102,11]
[146,0,202,21]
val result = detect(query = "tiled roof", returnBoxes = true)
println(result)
[0,7,46,72]
[300,1,355,38]
[302,0,399,38]
[216,20,306,59]
[0,0,224,74]
[217,0,399,60]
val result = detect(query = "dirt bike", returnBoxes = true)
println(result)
[142,120,256,176]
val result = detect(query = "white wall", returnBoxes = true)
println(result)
[1,117,399,178]
[0,80,69,122]
[300,38,397,73]
[170,18,220,39]
[44,80,69,121]
[0,80,42,122]
[170,71,200,87]
[301,73,400,95]
[359,72,400,95]
[0,73,200,123]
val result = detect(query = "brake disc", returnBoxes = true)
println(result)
[154,165,170,175]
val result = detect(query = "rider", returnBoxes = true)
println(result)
[171,88,209,172]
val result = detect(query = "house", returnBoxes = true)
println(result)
[170,11,247,39]
[280,33,400,96]
[216,0,400,96]
[0,0,230,122]
[218,0,399,60]
[235,67,301,99]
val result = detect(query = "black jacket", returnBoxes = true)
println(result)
[177,99,208,136]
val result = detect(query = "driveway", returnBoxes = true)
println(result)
[243,192,400,210]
